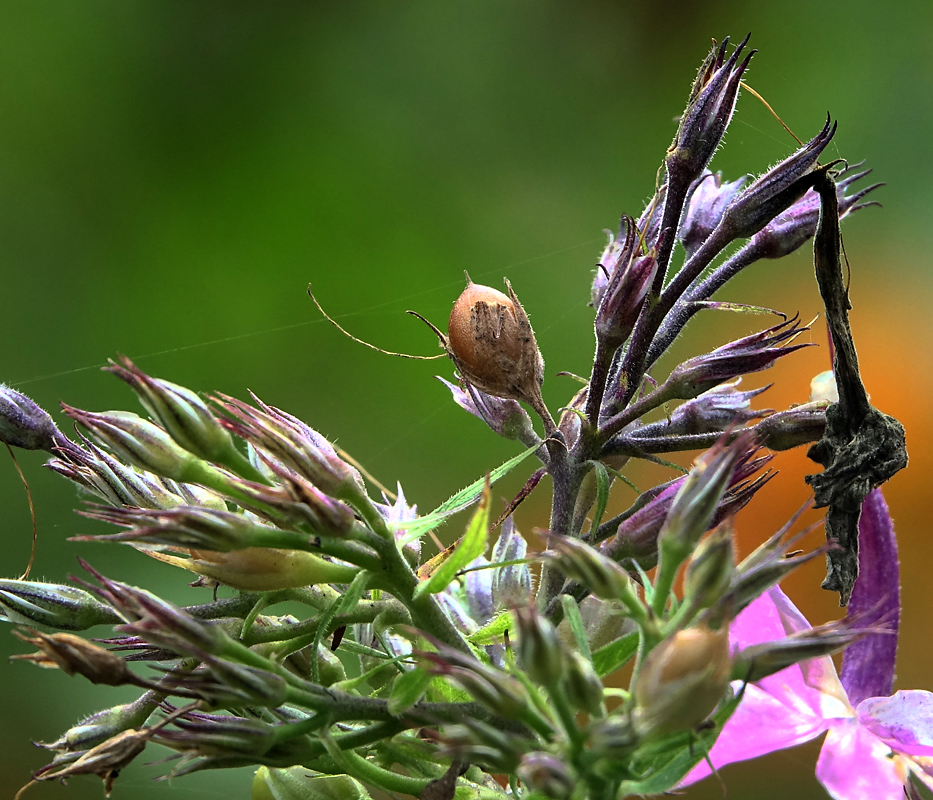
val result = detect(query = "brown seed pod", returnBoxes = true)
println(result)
[410,274,553,432]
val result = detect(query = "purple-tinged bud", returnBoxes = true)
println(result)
[600,451,771,570]
[657,432,756,568]
[164,657,289,707]
[11,629,138,687]
[514,605,565,686]
[33,727,152,793]
[680,171,748,258]
[490,517,532,607]
[595,241,659,350]
[0,579,120,630]
[667,36,753,186]
[213,393,361,498]
[589,714,637,757]
[683,522,736,611]
[733,615,876,683]
[517,752,576,800]
[666,315,811,399]
[562,650,605,716]
[0,384,64,451]
[754,400,828,451]
[81,561,231,656]
[634,380,770,439]
[633,625,732,738]
[751,162,881,260]
[39,693,157,754]
[541,535,635,603]
[435,718,524,773]
[154,711,278,758]
[720,116,836,240]
[61,405,209,483]
[104,356,263,480]
[75,504,334,552]
[437,377,538,445]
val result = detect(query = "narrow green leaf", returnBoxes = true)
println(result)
[590,460,611,539]
[560,595,592,663]
[387,666,434,716]
[414,479,491,599]
[591,630,639,677]
[467,610,513,646]
[310,570,370,683]
[394,444,538,540]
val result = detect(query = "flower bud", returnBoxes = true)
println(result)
[437,377,538,445]
[667,36,752,187]
[666,316,811,400]
[755,401,828,451]
[595,245,658,350]
[517,752,576,800]
[720,117,836,240]
[12,629,136,686]
[514,605,565,686]
[683,522,735,611]
[0,384,64,451]
[656,433,754,568]
[680,171,748,258]
[632,625,732,738]
[562,650,605,716]
[39,694,157,753]
[0,579,120,631]
[105,356,267,483]
[541,535,634,603]
[61,405,206,483]
[490,517,533,607]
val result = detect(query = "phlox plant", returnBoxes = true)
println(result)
[0,34,920,800]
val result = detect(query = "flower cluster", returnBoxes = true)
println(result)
[0,34,909,800]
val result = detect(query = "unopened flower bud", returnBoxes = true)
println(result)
[562,650,605,716]
[438,377,538,445]
[657,433,754,568]
[61,405,208,483]
[490,517,532,607]
[0,580,120,631]
[666,316,810,400]
[733,618,871,683]
[633,625,732,738]
[517,752,576,800]
[0,384,64,451]
[12,629,136,686]
[514,605,565,686]
[683,522,735,611]
[755,401,828,451]
[720,117,836,240]
[541,535,634,603]
[680,171,748,258]
[105,356,267,483]
[40,694,157,754]
[595,243,658,350]
[667,36,752,187]
[588,714,636,758]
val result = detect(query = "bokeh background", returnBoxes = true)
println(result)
[0,2,930,798]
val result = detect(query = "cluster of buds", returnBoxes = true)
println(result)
[0,33,902,800]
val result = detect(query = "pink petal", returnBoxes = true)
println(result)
[680,682,830,785]
[857,691,933,758]
[840,489,900,706]
[817,718,907,800]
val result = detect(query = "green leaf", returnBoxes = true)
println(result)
[414,479,491,599]
[560,595,592,663]
[615,690,742,794]
[394,444,538,541]
[590,460,611,539]
[387,666,434,716]
[426,675,473,705]
[311,570,370,683]
[467,610,513,646]
[591,630,639,677]
[254,766,373,800]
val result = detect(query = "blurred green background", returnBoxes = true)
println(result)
[1,2,931,798]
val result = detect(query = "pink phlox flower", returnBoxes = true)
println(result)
[683,490,933,799]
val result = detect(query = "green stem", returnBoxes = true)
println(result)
[322,733,430,796]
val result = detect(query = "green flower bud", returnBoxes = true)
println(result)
[562,650,605,716]
[514,605,565,687]
[632,625,732,739]
[0,580,120,631]
[683,522,735,611]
